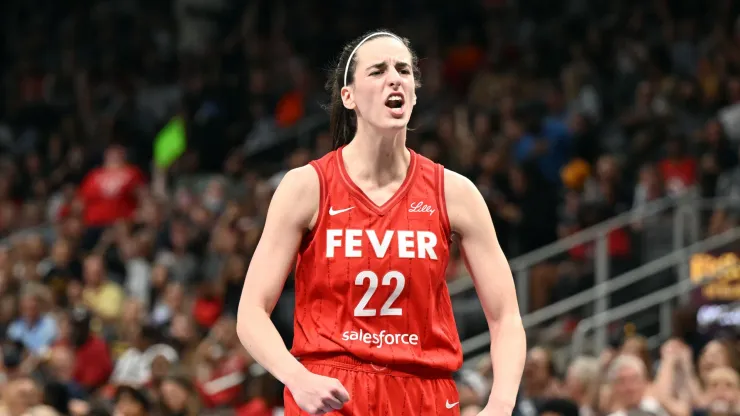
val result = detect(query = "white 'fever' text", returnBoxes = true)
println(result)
[326,229,438,259]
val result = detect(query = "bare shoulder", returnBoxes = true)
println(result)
[443,168,479,200]
[442,168,490,235]
[276,165,320,196]
[267,165,320,230]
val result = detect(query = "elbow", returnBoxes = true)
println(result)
[491,307,524,330]
[489,309,526,345]
[511,313,527,343]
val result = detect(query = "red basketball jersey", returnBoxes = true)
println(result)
[290,147,463,373]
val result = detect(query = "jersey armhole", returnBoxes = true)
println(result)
[302,161,326,248]
[435,163,452,243]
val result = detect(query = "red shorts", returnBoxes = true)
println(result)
[284,354,460,415]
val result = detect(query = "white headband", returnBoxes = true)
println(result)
[343,32,402,87]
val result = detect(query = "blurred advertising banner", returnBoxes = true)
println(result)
[691,251,740,334]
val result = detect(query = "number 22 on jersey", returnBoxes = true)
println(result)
[353,271,406,317]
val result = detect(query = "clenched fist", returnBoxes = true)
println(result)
[287,370,351,415]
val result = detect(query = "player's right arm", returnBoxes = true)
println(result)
[236,165,349,415]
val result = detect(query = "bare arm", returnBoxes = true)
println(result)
[445,170,526,413]
[236,165,319,386]
[652,348,691,416]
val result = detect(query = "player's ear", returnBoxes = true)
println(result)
[341,86,356,110]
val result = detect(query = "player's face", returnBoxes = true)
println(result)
[342,37,417,132]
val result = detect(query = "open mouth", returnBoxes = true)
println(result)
[385,93,405,109]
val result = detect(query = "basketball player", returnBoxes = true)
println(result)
[237,30,526,415]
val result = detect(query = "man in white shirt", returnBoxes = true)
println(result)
[607,355,667,416]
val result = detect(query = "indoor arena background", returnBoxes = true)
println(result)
[1,0,739,415]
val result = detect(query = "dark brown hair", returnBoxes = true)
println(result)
[326,29,421,150]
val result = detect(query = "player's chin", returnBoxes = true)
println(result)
[379,113,411,131]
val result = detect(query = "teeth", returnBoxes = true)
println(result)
[389,96,402,101]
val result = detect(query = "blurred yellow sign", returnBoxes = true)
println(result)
[690,253,740,301]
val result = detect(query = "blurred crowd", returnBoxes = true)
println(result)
[474,335,740,416]
[2,0,740,415]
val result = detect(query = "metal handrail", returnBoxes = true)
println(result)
[449,190,696,314]
[571,260,740,356]
[511,194,688,269]
[460,226,740,356]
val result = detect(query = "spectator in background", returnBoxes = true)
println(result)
[697,340,737,396]
[78,145,145,249]
[112,324,177,388]
[456,369,491,411]
[151,283,186,327]
[114,385,151,416]
[632,164,665,227]
[537,398,581,416]
[194,317,250,409]
[154,220,199,286]
[46,346,87,400]
[65,308,113,393]
[119,234,153,308]
[0,377,43,415]
[513,113,571,187]
[158,375,200,416]
[652,340,693,416]
[563,356,600,416]
[520,346,563,409]
[700,367,740,416]
[500,165,558,255]
[697,120,737,199]
[604,355,664,416]
[620,336,654,377]
[582,155,632,215]
[7,285,56,355]
[659,135,697,197]
[81,255,123,324]
[39,238,82,307]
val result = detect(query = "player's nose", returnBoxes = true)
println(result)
[386,68,402,88]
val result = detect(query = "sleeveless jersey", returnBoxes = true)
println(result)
[290,147,463,373]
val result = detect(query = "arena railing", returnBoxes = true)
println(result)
[448,189,702,315]
[570,255,740,357]
[460,222,740,359]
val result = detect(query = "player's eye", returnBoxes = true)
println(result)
[400,69,411,75]
[370,70,382,76]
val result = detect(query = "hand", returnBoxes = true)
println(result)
[599,348,617,370]
[661,339,689,363]
[287,370,350,415]
[677,344,694,370]
[661,338,682,359]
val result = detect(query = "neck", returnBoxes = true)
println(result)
[342,123,410,185]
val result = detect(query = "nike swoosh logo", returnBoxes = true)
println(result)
[445,401,459,409]
[329,206,354,216]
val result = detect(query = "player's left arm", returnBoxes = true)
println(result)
[444,169,526,414]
